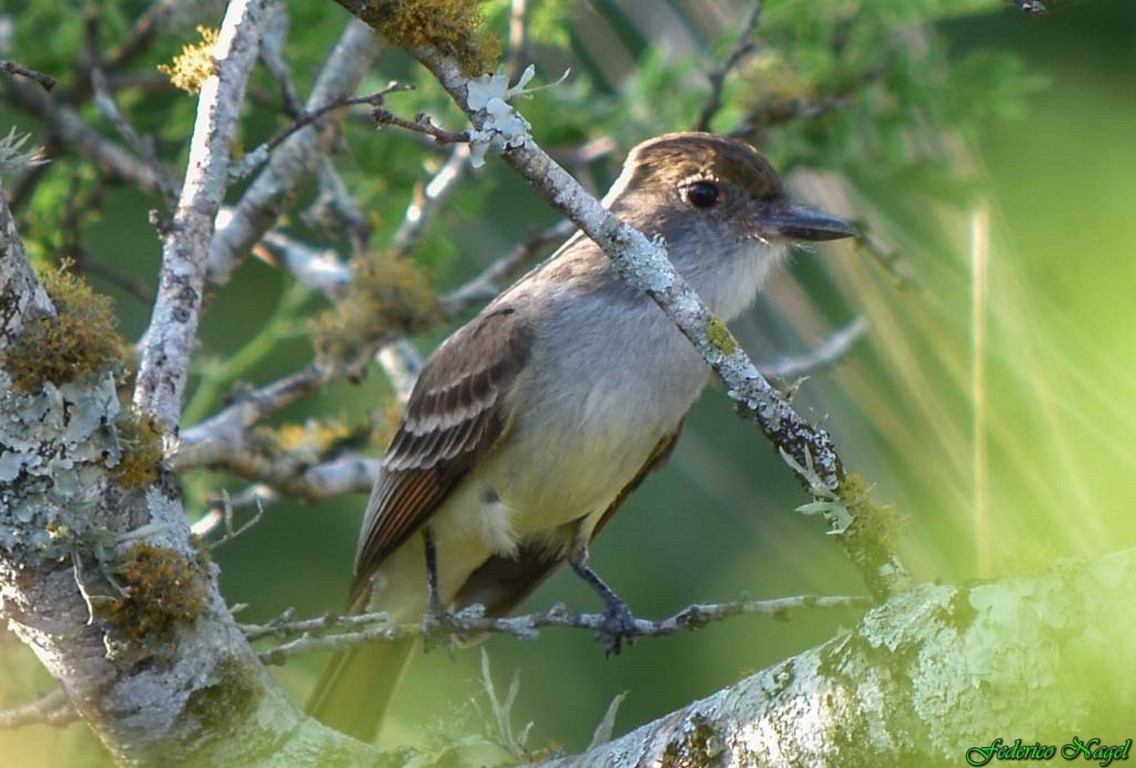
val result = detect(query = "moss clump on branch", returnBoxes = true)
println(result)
[839,472,905,550]
[96,542,207,644]
[108,412,164,488]
[158,26,219,95]
[312,250,440,369]
[4,265,125,394]
[364,0,501,75]
[183,656,263,733]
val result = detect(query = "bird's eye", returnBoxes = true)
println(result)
[684,180,720,209]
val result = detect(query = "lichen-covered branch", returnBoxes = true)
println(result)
[0,183,55,350]
[250,594,872,664]
[544,548,1136,768]
[133,0,272,432]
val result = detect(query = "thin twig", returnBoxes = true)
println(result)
[696,0,763,132]
[0,59,57,92]
[254,594,872,663]
[231,85,411,181]
[762,317,868,381]
[506,0,531,81]
[442,219,576,315]
[89,67,177,203]
[392,143,471,257]
[304,159,371,254]
[0,689,77,729]
[258,3,303,116]
[5,77,171,198]
[372,108,470,145]
[104,0,175,71]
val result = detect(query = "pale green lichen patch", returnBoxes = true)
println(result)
[705,316,737,356]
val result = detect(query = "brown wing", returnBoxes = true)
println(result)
[451,422,684,617]
[350,305,533,604]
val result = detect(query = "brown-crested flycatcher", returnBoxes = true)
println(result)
[309,132,857,740]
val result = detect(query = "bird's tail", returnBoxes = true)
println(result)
[306,636,417,743]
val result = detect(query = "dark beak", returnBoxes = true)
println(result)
[760,202,858,242]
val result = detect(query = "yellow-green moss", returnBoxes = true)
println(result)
[363,0,501,75]
[312,251,440,367]
[4,265,125,394]
[705,316,737,356]
[839,472,905,549]
[109,412,164,488]
[95,542,206,644]
[184,656,262,732]
[158,26,218,95]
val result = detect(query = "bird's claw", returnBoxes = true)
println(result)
[597,600,638,657]
[421,598,462,652]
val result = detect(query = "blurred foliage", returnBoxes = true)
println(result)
[2,0,1134,764]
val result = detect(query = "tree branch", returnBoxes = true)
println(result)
[206,18,380,286]
[132,0,271,432]
[252,594,872,664]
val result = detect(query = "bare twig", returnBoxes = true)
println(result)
[254,226,353,298]
[441,218,575,315]
[230,84,412,182]
[696,0,763,132]
[0,59,56,91]
[377,339,424,402]
[191,484,279,541]
[304,159,371,252]
[0,689,77,729]
[372,108,470,145]
[173,366,324,469]
[4,78,171,198]
[89,67,177,203]
[391,143,471,256]
[133,0,271,432]
[762,317,868,381]
[254,594,872,663]
[506,0,531,81]
[258,3,303,116]
[104,0,176,71]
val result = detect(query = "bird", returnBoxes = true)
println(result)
[308,131,856,741]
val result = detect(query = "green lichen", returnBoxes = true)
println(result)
[183,656,262,733]
[108,411,164,488]
[661,713,724,768]
[838,472,905,550]
[360,0,501,75]
[4,265,125,394]
[705,315,737,356]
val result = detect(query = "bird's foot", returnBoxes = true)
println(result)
[421,596,462,652]
[596,599,639,657]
